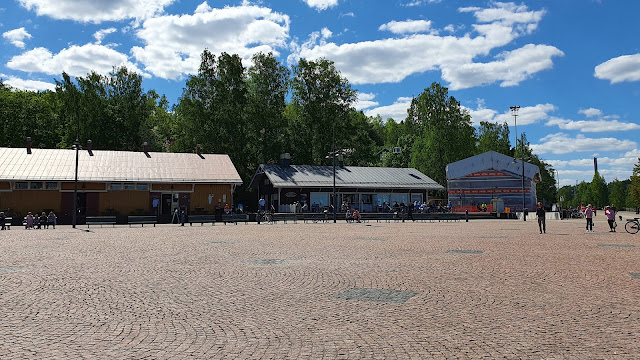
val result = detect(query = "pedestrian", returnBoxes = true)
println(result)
[585,204,594,232]
[47,211,57,229]
[605,206,616,232]
[25,211,34,229]
[536,202,546,234]
[0,211,5,230]
[39,212,48,229]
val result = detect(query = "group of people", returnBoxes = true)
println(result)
[23,211,57,229]
[536,202,618,234]
[345,208,361,223]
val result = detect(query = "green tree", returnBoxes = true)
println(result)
[407,82,476,186]
[476,121,511,155]
[588,172,608,208]
[289,58,356,165]
[630,158,640,212]
[607,179,627,210]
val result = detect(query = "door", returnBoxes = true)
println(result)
[161,194,172,215]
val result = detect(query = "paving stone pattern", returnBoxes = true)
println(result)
[1,216,639,359]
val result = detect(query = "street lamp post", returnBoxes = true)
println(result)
[332,122,337,223]
[72,139,79,228]
[510,105,526,221]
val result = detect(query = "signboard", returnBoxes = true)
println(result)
[285,192,297,198]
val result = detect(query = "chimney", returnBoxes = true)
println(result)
[594,157,598,173]
[143,142,149,153]
[280,153,291,167]
[87,140,93,156]
[196,144,201,156]
[26,137,32,154]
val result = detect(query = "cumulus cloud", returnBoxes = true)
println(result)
[2,27,32,48]
[7,44,147,78]
[379,20,433,34]
[18,0,175,23]
[303,0,338,11]
[594,53,640,83]
[354,92,378,111]
[93,28,116,44]
[131,2,290,79]
[465,103,556,127]
[289,2,561,89]
[578,108,602,118]
[546,117,640,133]
[531,133,637,155]
[0,73,55,91]
[364,97,413,121]
[404,0,442,6]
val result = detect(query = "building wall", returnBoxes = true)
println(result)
[61,182,106,191]
[152,184,192,192]
[191,184,233,212]
[99,191,150,215]
[0,190,62,216]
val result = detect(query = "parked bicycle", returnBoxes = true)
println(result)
[625,217,639,234]
[261,206,275,225]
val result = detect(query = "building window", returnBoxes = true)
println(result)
[15,182,28,189]
[30,182,43,190]
[109,183,122,190]
[136,183,149,191]
[46,182,59,190]
[123,183,135,190]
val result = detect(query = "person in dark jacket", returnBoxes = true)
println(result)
[536,202,546,234]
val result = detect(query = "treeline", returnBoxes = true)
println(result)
[2,50,639,208]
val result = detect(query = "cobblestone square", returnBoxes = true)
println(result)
[1,215,639,359]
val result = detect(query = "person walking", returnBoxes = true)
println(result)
[605,206,616,232]
[585,204,594,232]
[0,211,5,230]
[536,202,546,234]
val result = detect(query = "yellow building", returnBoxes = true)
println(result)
[0,143,242,224]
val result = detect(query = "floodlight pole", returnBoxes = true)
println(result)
[511,105,525,221]
[73,139,79,228]
[332,122,337,223]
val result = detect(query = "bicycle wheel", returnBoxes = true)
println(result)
[625,221,640,234]
[266,214,274,225]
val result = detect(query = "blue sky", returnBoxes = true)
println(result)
[2,0,639,186]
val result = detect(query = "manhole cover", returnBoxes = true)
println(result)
[248,259,292,265]
[446,250,484,255]
[0,266,25,274]
[335,288,418,303]
[630,273,640,279]
[598,244,635,248]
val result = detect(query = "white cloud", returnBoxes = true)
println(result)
[404,0,442,6]
[93,28,116,44]
[578,108,602,118]
[354,92,378,111]
[594,53,640,83]
[466,103,556,127]
[289,2,561,89]
[442,44,564,89]
[131,2,290,79]
[531,133,637,155]
[18,0,175,23]
[546,117,640,133]
[303,0,338,11]
[7,44,147,78]
[0,74,55,91]
[363,97,413,121]
[379,20,432,34]
[2,27,32,48]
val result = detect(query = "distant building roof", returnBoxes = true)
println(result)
[0,147,242,184]
[251,164,444,190]
[446,151,540,181]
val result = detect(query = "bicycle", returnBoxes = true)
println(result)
[260,206,275,225]
[625,218,639,234]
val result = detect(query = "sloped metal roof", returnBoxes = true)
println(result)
[253,165,444,190]
[0,147,242,184]
[446,151,540,180]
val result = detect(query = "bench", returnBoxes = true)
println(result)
[303,213,327,223]
[221,214,249,225]
[410,213,436,222]
[437,213,462,222]
[272,213,300,224]
[189,215,216,226]
[86,216,117,228]
[128,215,157,227]
[2,217,12,230]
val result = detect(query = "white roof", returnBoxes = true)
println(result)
[0,147,242,184]
[446,151,540,180]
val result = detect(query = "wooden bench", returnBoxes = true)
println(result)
[2,217,12,230]
[189,215,216,226]
[303,213,327,223]
[437,213,462,222]
[86,216,117,228]
[411,213,437,222]
[272,213,298,224]
[128,215,157,227]
[221,214,249,225]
